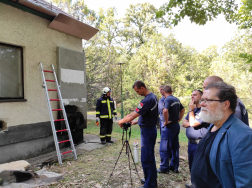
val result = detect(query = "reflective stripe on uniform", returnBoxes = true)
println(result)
[100,135,106,138]
[110,101,113,103]
[106,134,111,137]
[101,100,107,103]
[107,98,112,119]
[113,110,116,113]
[100,115,109,118]
[96,111,100,114]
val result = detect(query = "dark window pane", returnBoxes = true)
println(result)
[0,44,23,98]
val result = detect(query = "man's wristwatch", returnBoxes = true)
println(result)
[189,109,193,112]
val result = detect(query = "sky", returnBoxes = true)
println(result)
[84,0,239,52]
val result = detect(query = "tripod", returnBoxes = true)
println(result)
[107,127,141,186]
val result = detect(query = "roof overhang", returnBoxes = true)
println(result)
[0,0,98,40]
[48,13,98,41]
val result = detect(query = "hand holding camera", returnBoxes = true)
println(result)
[122,122,131,130]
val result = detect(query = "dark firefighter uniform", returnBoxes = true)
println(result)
[96,95,117,142]
[136,92,158,188]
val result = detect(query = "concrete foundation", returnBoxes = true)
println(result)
[0,122,55,164]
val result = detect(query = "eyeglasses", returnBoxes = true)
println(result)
[200,99,225,104]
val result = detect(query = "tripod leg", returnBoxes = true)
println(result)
[107,141,127,185]
[126,141,133,186]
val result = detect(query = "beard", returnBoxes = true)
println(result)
[200,104,224,123]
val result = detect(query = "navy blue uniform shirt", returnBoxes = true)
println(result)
[164,95,184,122]
[235,98,249,126]
[185,108,210,139]
[135,92,158,127]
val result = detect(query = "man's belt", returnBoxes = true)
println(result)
[165,121,178,128]
[139,125,156,128]
[188,139,201,144]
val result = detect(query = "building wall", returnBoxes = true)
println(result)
[0,3,82,127]
[0,3,86,163]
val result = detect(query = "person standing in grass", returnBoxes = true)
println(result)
[158,85,185,174]
[96,87,117,144]
[119,80,158,188]
[182,89,210,188]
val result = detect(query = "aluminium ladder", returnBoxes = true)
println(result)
[39,62,77,165]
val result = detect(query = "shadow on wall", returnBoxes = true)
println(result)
[0,119,7,131]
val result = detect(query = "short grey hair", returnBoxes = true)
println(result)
[163,85,172,93]
[205,81,237,113]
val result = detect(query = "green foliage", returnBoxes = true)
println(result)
[232,0,252,29]
[156,0,238,26]
[49,1,251,122]
[239,53,252,71]
[123,3,170,52]
[122,33,211,102]
[209,31,252,118]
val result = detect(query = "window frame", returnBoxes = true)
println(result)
[0,42,26,102]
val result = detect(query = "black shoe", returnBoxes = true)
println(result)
[174,169,179,173]
[185,184,194,188]
[157,168,169,174]
[169,166,179,173]
[169,166,175,171]
[140,179,157,188]
[141,179,145,184]
[101,141,106,145]
[106,140,114,143]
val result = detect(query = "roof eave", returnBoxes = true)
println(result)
[1,0,99,40]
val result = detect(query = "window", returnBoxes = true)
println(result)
[0,43,24,100]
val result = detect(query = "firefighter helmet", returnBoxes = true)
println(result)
[102,87,111,94]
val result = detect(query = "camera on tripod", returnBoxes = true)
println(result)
[123,122,131,130]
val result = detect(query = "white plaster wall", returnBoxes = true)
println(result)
[0,3,83,127]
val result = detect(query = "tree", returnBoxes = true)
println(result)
[120,33,212,115]
[123,3,170,53]
[84,8,123,109]
[209,31,252,116]
[156,0,252,71]
[156,0,238,26]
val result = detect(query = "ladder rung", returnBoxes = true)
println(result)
[56,129,68,133]
[43,70,53,73]
[59,140,70,144]
[48,89,57,91]
[45,79,55,82]
[50,99,60,101]
[52,109,62,111]
[54,119,65,121]
[61,150,73,155]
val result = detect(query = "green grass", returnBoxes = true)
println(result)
[85,119,187,143]
[87,111,96,115]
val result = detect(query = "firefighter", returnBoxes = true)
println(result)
[96,87,117,144]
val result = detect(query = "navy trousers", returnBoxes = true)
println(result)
[188,142,198,172]
[141,126,157,188]
[159,123,180,171]
[100,119,113,142]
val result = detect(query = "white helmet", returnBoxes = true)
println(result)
[102,87,111,94]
